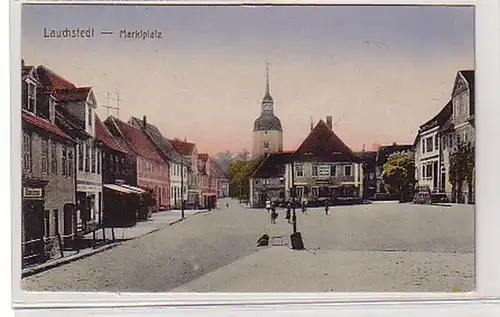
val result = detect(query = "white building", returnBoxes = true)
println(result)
[414,101,451,193]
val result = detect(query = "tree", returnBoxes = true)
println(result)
[382,151,416,202]
[228,158,261,200]
[449,140,474,203]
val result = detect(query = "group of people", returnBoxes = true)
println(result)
[265,199,331,224]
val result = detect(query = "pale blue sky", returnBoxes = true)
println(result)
[22,4,475,155]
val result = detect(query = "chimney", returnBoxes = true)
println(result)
[362,144,366,152]
[142,115,147,128]
[310,116,314,132]
[326,115,333,130]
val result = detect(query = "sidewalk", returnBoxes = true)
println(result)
[22,208,210,278]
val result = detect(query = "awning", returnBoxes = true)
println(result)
[202,193,217,197]
[103,184,135,194]
[121,184,147,194]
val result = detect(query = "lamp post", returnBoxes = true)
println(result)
[181,160,185,220]
[291,160,297,233]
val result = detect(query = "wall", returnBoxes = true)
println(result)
[252,130,283,157]
[22,130,76,256]
[137,156,170,210]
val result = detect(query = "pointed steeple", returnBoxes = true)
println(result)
[261,62,274,114]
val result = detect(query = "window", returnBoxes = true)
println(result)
[27,83,36,112]
[312,187,319,197]
[91,146,96,173]
[312,166,318,177]
[41,138,49,174]
[263,141,269,149]
[345,165,352,177]
[78,143,84,171]
[44,210,50,238]
[330,165,337,176]
[422,141,425,154]
[23,133,31,172]
[88,107,93,126]
[67,149,73,177]
[62,147,67,176]
[425,164,433,179]
[434,136,439,151]
[449,135,454,148]
[426,137,433,152]
[115,156,120,174]
[51,142,58,175]
[97,150,101,174]
[421,165,425,179]
[85,144,90,172]
[295,165,303,177]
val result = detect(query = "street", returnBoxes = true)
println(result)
[22,199,474,292]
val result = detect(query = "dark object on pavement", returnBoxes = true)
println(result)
[290,232,305,250]
[257,234,270,247]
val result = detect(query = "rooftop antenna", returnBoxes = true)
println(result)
[102,91,121,119]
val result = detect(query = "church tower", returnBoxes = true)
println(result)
[252,63,283,157]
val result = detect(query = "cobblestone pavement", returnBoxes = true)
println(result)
[22,200,474,292]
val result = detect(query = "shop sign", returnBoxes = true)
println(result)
[318,165,331,176]
[314,179,331,185]
[23,187,43,199]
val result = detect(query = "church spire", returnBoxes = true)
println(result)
[261,62,274,114]
[265,62,270,97]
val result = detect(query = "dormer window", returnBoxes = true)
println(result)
[22,81,36,112]
[88,107,93,126]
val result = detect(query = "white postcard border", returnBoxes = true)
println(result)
[9,0,500,312]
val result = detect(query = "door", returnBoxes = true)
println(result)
[433,162,439,190]
[63,203,75,242]
[22,200,45,266]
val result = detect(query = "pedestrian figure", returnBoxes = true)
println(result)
[325,200,329,215]
[285,202,291,223]
[301,199,307,214]
[226,203,229,209]
[266,200,271,213]
[270,206,278,224]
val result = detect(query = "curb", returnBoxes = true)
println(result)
[22,242,121,278]
[22,210,214,278]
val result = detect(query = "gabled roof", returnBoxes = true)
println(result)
[94,115,128,154]
[22,110,74,142]
[106,117,165,164]
[458,69,475,115]
[36,65,77,91]
[251,151,294,179]
[54,87,92,103]
[418,100,453,132]
[210,159,229,180]
[375,144,414,166]
[128,117,183,163]
[294,120,359,162]
[168,138,196,156]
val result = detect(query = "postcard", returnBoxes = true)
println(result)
[18,3,475,294]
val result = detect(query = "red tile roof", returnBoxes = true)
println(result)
[36,65,77,91]
[94,115,128,154]
[22,110,74,142]
[294,120,360,162]
[110,117,165,164]
[54,87,91,103]
[168,138,196,156]
[198,153,209,162]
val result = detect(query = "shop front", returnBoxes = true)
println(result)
[21,179,48,267]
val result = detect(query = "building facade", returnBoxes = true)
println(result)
[21,63,77,267]
[36,65,103,235]
[252,65,283,157]
[129,116,188,210]
[439,70,475,203]
[104,116,170,211]
[169,138,201,208]
[284,118,364,203]
[249,152,292,207]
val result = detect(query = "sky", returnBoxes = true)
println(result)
[21,4,475,155]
